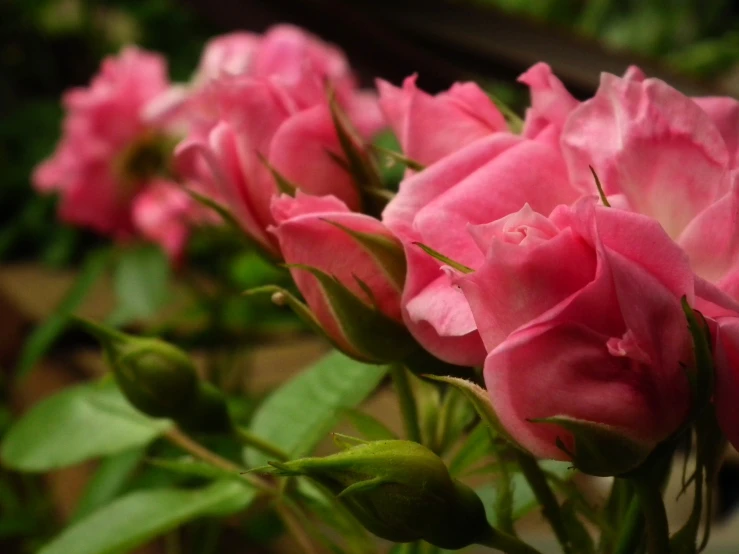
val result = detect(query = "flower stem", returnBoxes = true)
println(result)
[163,427,274,494]
[476,525,543,554]
[613,492,643,554]
[632,475,671,554]
[233,425,289,461]
[391,364,422,443]
[514,451,572,554]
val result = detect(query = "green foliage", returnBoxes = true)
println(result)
[1,380,171,471]
[245,351,388,467]
[108,243,171,326]
[15,248,111,378]
[39,480,254,554]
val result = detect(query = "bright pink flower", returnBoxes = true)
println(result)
[271,192,404,359]
[176,27,382,255]
[518,62,578,144]
[561,72,739,304]
[33,47,195,258]
[382,132,580,366]
[456,200,694,464]
[377,75,507,166]
[196,32,261,83]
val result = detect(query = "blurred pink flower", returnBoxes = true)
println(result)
[176,25,383,255]
[33,47,195,259]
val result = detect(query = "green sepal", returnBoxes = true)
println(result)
[328,92,384,191]
[184,188,242,235]
[321,218,407,290]
[414,242,474,274]
[485,89,524,134]
[288,264,417,364]
[257,152,298,196]
[369,143,425,172]
[534,416,653,477]
[681,297,715,417]
[589,166,611,207]
[244,285,328,340]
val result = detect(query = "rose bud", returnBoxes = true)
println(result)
[267,192,416,363]
[260,439,493,549]
[74,318,230,432]
[456,200,695,475]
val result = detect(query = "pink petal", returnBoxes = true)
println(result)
[562,73,731,238]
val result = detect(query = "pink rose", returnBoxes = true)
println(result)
[518,62,579,145]
[270,193,407,361]
[33,47,195,258]
[456,200,694,471]
[382,132,580,366]
[131,180,193,262]
[377,75,507,166]
[176,26,382,255]
[561,72,739,302]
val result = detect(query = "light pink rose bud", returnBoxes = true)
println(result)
[377,75,507,166]
[456,199,694,474]
[270,193,412,362]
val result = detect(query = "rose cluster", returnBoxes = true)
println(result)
[37,26,739,473]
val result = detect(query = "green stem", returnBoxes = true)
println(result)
[632,476,671,554]
[391,364,422,443]
[514,451,572,554]
[476,525,543,554]
[233,426,289,461]
[613,492,643,554]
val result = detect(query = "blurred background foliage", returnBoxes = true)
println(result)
[475,0,739,79]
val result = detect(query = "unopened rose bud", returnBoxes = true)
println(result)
[269,193,416,364]
[74,318,231,433]
[262,439,491,549]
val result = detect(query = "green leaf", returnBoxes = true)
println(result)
[245,351,388,466]
[16,248,111,378]
[1,381,171,471]
[341,408,398,441]
[39,481,254,554]
[73,448,145,521]
[108,244,170,326]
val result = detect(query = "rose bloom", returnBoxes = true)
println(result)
[381,65,580,366]
[33,47,196,260]
[455,200,694,470]
[176,25,383,255]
